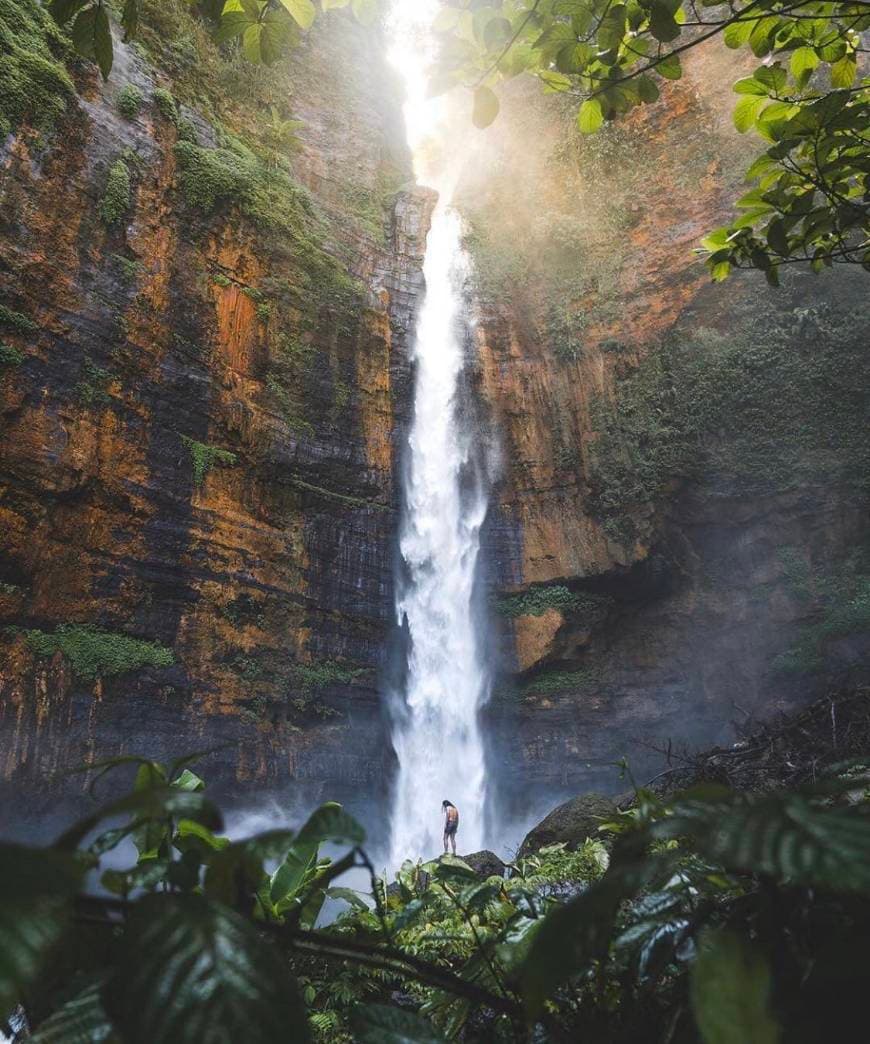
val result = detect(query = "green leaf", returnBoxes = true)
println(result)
[214,10,254,41]
[70,5,114,79]
[723,19,752,49]
[29,981,114,1044]
[472,85,500,129]
[656,52,681,79]
[351,1004,447,1043]
[691,930,780,1044]
[0,843,83,1015]
[733,76,767,97]
[57,786,223,851]
[121,0,139,40]
[278,0,315,29]
[296,801,365,845]
[172,768,205,791]
[733,95,765,133]
[47,0,90,27]
[104,894,311,1044]
[830,56,857,89]
[790,46,819,84]
[326,885,369,911]
[649,1,680,43]
[578,97,604,134]
[351,0,378,26]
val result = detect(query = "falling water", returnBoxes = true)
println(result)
[386,3,490,866]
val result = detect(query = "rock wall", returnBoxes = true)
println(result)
[456,48,870,825]
[0,0,431,828]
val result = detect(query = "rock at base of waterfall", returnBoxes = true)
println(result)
[461,850,506,878]
[518,794,617,859]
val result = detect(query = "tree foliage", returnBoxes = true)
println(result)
[5,750,870,1041]
[46,0,383,79]
[432,0,870,280]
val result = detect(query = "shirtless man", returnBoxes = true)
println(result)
[442,800,459,855]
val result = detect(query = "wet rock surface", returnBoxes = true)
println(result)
[517,794,617,859]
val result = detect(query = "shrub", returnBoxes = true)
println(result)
[100,159,132,226]
[496,585,612,619]
[181,435,237,486]
[0,342,24,368]
[0,304,37,333]
[76,358,111,406]
[117,84,144,120]
[23,624,174,679]
[152,86,179,123]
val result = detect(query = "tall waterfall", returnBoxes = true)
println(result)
[386,3,490,866]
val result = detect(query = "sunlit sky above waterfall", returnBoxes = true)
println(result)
[386,0,446,176]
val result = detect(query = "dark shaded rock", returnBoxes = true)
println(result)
[518,794,616,859]
[461,850,506,878]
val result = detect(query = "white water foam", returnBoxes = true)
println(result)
[386,2,490,867]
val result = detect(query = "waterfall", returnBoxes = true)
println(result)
[386,2,490,866]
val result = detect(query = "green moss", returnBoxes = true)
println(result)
[23,625,174,680]
[111,254,142,284]
[0,304,37,333]
[523,666,602,697]
[496,584,612,619]
[0,343,24,368]
[0,0,75,139]
[176,116,197,143]
[289,660,366,693]
[212,273,231,288]
[117,84,144,120]
[152,86,179,123]
[100,159,132,226]
[265,375,314,437]
[76,357,111,406]
[588,296,870,545]
[773,551,870,676]
[181,435,237,486]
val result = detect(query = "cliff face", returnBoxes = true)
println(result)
[1,5,867,835]
[457,48,870,820]
[0,0,433,823]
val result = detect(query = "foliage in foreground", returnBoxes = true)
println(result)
[433,0,870,281]
[4,749,870,1042]
[46,0,382,79]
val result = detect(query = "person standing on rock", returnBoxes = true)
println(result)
[442,800,459,855]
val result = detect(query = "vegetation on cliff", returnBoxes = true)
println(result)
[5,722,870,1042]
[435,0,870,281]
[0,0,74,139]
[19,624,174,679]
[588,290,870,544]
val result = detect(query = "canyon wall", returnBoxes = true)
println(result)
[1,3,867,840]
[454,50,870,823]
[0,0,431,831]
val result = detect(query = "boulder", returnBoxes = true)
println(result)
[461,850,506,878]
[518,794,617,859]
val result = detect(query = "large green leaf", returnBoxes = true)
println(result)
[29,982,114,1044]
[70,4,114,79]
[518,851,677,1015]
[654,792,870,891]
[277,0,315,29]
[295,801,365,845]
[690,930,780,1044]
[56,786,223,850]
[0,843,83,1015]
[104,894,311,1044]
[351,1004,447,1043]
[472,85,500,129]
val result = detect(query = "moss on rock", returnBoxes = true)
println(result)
[100,159,132,226]
[22,625,174,680]
[0,0,75,139]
